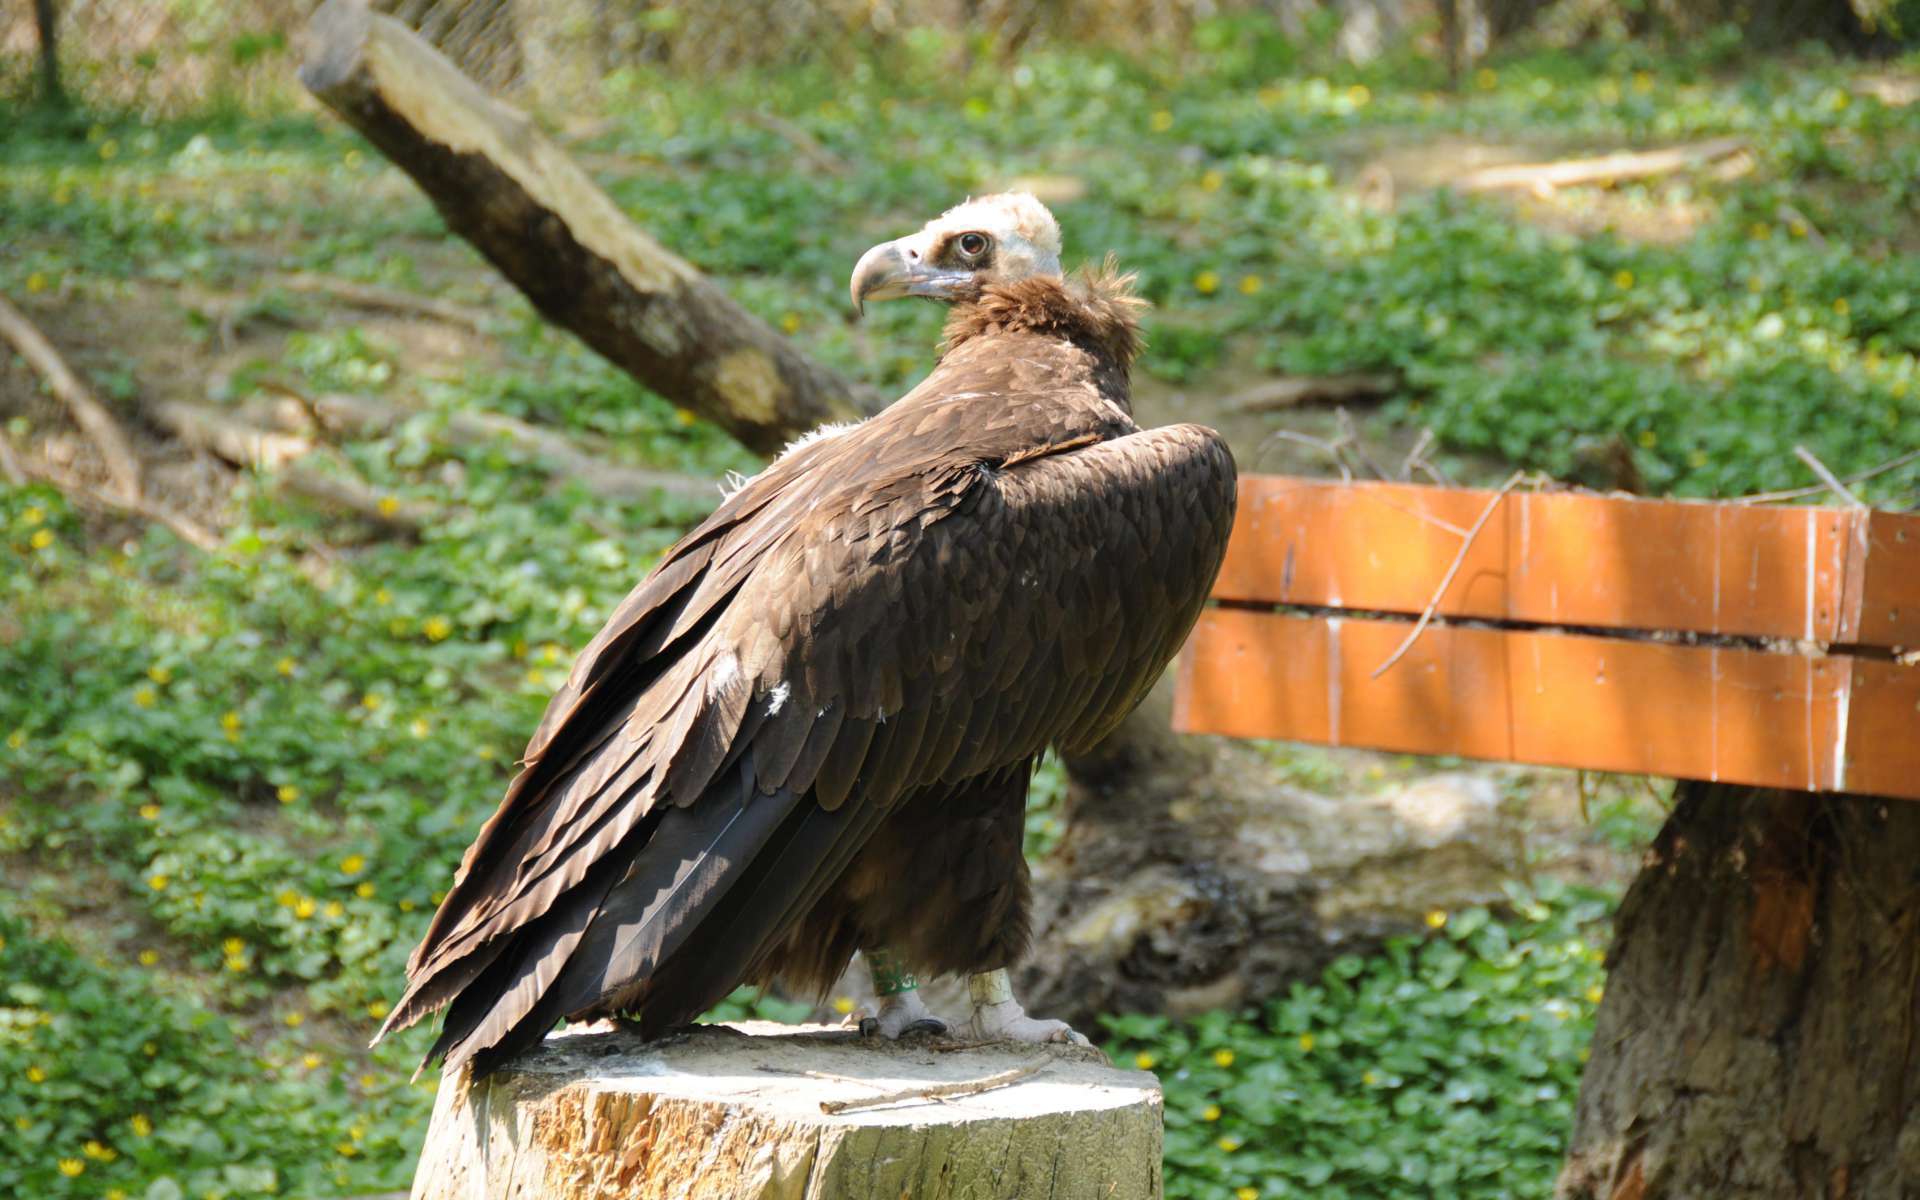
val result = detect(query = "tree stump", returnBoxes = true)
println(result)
[1557,782,1920,1198]
[410,1022,1163,1200]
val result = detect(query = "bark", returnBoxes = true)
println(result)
[298,0,877,458]
[32,0,63,107]
[1557,781,1920,1199]
[411,1022,1163,1200]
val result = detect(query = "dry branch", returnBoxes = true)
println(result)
[1456,138,1747,194]
[0,294,144,502]
[299,390,716,505]
[299,0,876,456]
[269,272,494,332]
[1227,371,1400,414]
[10,448,218,551]
[813,1060,1047,1114]
[151,402,313,470]
[1369,470,1525,679]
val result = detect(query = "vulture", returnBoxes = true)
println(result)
[375,193,1238,1075]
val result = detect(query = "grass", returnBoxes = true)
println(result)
[0,17,1914,1199]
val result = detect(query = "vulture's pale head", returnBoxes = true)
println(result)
[850,193,1063,314]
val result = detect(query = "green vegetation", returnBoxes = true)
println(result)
[1,16,1914,1199]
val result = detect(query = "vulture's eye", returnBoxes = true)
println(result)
[956,232,991,260]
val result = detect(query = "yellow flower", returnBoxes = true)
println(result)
[138,949,159,966]
[294,897,317,919]
[324,900,345,920]
[399,898,416,912]
[423,616,452,641]
[1687,450,1709,469]
[1578,1046,1591,1062]
[26,1065,47,1083]
[1834,297,1850,317]
[302,1053,323,1069]
[223,937,245,954]
[29,528,53,551]
[1347,84,1371,106]
[133,686,157,708]
[12,1116,28,1131]
[275,656,296,677]
[1363,1070,1380,1085]
[148,664,172,684]
[1790,219,1809,239]
[99,138,119,159]
[1749,221,1771,240]
[1199,169,1224,192]
[359,1073,379,1089]
[1238,275,1262,296]
[377,496,400,518]
[1631,69,1654,94]
[149,874,169,892]
[1586,985,1605,1004]
[361,693,382,710]
[58,1158,84,1177]
[284,1011,305,1027]
[373,587,393,606]
[220,709,242,734]
[1425,909,1448,929]
[1613,269,1634,291]
[1515,1010,1532,1022]
[1638,430,1658,449]
[340,853,367,876]
[1297,1034,1314,1052]
[368,999,391,1019]
[779,313,802,335]
[21,506,43,526]
[1474,67,1497,90]
[356,881,376,899]
[1134,1051,1157,1069]
[410,718,431,739]
[225,955,248,973]
[5,730,24,750]
[109,1191,128,1200]
[142,1041,157,1056]
[1217,1136,1242,1153]
[139,802,161,820]
[1193,271,1220,295]
[432,890,447,904]
[1237,1188,1259,1200]
[277,784,299,804]
[832,996,855,1014]
[1212,1048,1235,1067]
[336,1141,361,1157]
[1201,1104,1222,1122]
[83,1139,116,1161]
[25,271,49,293]
[1150,109,1174,132]
[475,746,497,760]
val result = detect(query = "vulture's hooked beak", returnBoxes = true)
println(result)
[850,236,972,316]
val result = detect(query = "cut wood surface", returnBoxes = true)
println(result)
[410,1022,1162,1200]
[1211,476,1920,647]
[299,0,875,457]
[1456,137,1747,193]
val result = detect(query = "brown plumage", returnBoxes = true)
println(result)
[376,198,1237,1076]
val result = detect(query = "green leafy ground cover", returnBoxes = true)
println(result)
[1,21,1914,1199]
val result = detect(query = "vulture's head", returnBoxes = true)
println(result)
[850,193,1063,314]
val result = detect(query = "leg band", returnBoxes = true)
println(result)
[865,947,920,997]
[967,967,1013,1007]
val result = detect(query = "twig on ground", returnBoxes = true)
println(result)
[0,294,144,502]
[0,432,25,486]
[744,111,849,175]
[813,1061,1048,1115]
[1793,444,1864,508]
[1398,428,1437,483]
[269,272,494,332]
[1774,203,1828,247]
[1738,446,1920,505]
[14,449,218,551]
[1227,372,1399,414]
[151,402,314,470]
[1370,470,1527,680]
[1456,138,1746,194]
[1256,429,1354,481]
[1336,408,1390,481]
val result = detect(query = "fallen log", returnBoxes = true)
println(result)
[411,1023,1162,1200]
[299,0,877,457]
[268,272,495,332]
[1456,137,1747,194]
[0,294,144,502]
[1226,371,1400,414]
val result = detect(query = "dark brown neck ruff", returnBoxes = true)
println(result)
[942,262,1145,371]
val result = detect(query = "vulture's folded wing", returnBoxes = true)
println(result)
[380,416,1235,1072]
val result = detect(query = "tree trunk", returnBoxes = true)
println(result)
[32,0,63,108]
[1557,781,1920,1199]
[299,0,877,458]
[411,1022,1163,1200]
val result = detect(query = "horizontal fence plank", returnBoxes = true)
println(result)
[1213,478,1920,648]
[1173,608,1920,801]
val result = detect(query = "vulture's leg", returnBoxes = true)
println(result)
[965,967,1092,1046]
[858,947,949,1038]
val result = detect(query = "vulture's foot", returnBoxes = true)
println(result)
[965,968,1093,1047]
[857,988,950,1039]
[858,947,949,1038]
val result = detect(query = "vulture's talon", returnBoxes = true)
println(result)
[903,1017,949,1038]
[863,988,951,1039]
[857,1016,881,1038]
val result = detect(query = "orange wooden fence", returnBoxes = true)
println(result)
[1174,477,1920,800]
